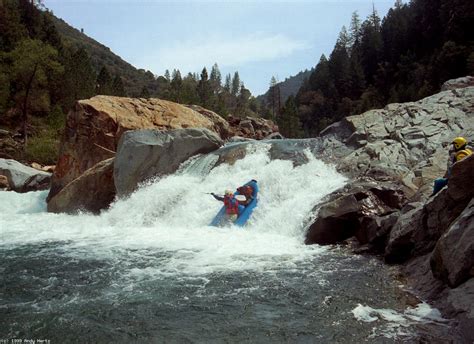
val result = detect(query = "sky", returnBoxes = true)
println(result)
[43,0,396,96]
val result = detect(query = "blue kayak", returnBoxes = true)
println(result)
[210,182,258,227]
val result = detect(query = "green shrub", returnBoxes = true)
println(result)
[25,127,60,165]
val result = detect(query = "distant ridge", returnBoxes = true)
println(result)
[49,14,158,97]
[257,69,313,106]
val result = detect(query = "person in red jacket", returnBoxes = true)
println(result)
[211,189,240,224]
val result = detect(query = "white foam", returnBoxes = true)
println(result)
[0,144,347,276]
[351,302,448,339]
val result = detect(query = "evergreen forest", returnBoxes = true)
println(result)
[285,0,474,137]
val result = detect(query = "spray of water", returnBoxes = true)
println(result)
[0,143,346,275]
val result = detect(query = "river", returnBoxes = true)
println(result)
[0,145,451,343]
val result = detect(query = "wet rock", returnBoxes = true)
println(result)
[114,128,222,196]
[264,132,284,140]
[47,158,115,214]
[215,142,250,166]
[0,158,51,192]
[430,199,474,288]
[306,179,405,247]
[445,278,474,343]
[212,139,320,168]
[227,136,254,143]
[305,194,361,245]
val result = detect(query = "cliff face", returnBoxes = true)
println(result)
[306,76,474,341]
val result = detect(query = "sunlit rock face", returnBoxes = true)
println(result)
[47,96,231,201]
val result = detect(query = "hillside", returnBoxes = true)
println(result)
[49,14,158,97]
[257,69,312,107]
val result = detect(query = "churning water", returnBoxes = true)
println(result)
[0,144,450,343]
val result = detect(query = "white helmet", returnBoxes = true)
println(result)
[225,189,233,195]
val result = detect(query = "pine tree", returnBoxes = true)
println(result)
[349,11,361,49]
[209,63,222,94]
[96,66,112,95]
[182,72,199,104]
[278,96,302,138]
[224,73,232,92]
[61,47,95,108]
[112,75,126,97]
[170,69,182,102]
[8,39,63,146]
[139,86,150,98]
[236,84,251,117]
[231,72,241,97]
[268,76,280,120]
[198,67,211,107]
[164,69,171,82]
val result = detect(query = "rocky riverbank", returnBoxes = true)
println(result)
[306,76,474,342]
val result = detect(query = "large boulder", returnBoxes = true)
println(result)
[47,158,115,214]
[114,128,223,196]
[47,96,231,201]
[430,199,474,288]
[305,179,405,249]
[0,158,51,192]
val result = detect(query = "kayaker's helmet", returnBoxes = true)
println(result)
[452,137,467,151]
[225,189,233,196]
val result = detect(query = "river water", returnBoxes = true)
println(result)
[0,145,451,343]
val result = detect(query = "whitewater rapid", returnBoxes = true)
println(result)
[1,144,346,274]
[1,143,451,342]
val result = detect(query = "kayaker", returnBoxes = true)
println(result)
[236,179,258,206]
[211,189,240,224]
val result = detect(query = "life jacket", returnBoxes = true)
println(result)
[224,195,239,215]
[455,148,472,162]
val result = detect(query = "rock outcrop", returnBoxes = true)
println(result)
[304,79,474,341]
[47,96,231,201]
[319,86,474,198]
[385,155,474,263]
[114,128,223,196]
[430,199,474,288]
[0,158,51,192]
[305,179,404,251]
[47,158,115,214]
[226,115,279,139]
